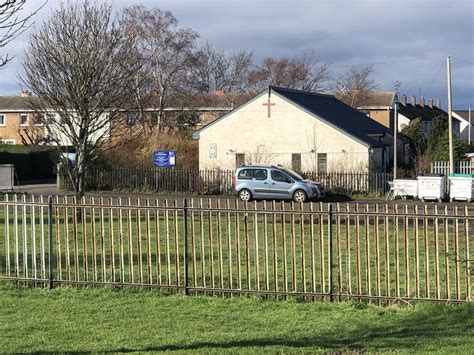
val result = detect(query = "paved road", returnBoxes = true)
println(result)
[3,183,473,214]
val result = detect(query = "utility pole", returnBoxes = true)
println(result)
[469,105,471,146]
[447,56,454,175]
[393,94,398,179]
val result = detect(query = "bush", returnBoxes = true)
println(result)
[103,130,198,169]
[0,145,58,181]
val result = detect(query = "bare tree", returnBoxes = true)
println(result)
[22,1,141,198]
[248,50,331,92]
[333,65,379,108]
[0,0,44,67]
[186,42,253,96]
[186,41,228,93]
[227,50,253,93]
[122,5,198,134]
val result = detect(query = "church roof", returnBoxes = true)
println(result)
[270,86,391,148]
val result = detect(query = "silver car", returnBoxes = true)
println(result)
[232,165,325,202]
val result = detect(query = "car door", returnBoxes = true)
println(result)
[269,169,293,199]
[251,168,270,198]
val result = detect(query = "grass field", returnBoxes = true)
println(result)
[0,284,473,353]
[0,200,472,301]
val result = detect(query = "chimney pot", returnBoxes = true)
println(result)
[428,98,433,108]
[401,94,407,105]
[410,95,416,106]
[435,98,441,108]
[420,96,425,107]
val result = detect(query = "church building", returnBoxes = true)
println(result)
[193,86,394,172]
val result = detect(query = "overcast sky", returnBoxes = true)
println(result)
[1,0,472,109]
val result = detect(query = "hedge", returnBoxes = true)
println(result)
[0,145,58,181]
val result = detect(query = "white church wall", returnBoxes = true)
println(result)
[198,92,371,172]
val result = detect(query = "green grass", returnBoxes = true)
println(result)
[0,284,472,353]
[0,204,472,301]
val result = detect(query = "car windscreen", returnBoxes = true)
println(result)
[283,169,304,181]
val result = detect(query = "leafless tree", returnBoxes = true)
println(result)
[227,50,253,93]
[248,50,331,92]
[0,0,44,67]
[186,42,253,97]
[22,1,141,198]
[122,5,198,134]
[186,41,229,93]
[333,65,379,108]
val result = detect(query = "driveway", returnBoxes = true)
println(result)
[3,183,472,212]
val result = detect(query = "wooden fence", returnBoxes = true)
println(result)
[431,161,473,176]
[0,194,472,303]
[58,166,393,195]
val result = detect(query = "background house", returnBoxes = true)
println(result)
[452,110,472,142]
[0,92,45,144]
[0,91,110,146]
[358,93,462,137]
[193,86,395,172]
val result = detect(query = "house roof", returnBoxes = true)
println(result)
[194,86,391,148]
[397,103,457,122]
[0,92,257,112]
[453,110,472,123]
[0,96,31,111]
[357,91,396,108]
[141,92,256,111]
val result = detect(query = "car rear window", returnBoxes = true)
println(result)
[238,169,253,179]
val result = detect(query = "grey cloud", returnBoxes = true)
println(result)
[1,0,472,107]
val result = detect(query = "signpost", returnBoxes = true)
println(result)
[153,150,176,167]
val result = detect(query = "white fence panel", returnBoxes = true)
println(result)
[431,161,473,176]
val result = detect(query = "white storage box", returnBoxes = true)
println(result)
[393,179,418,198]
[417,175,445,202]
[0,164,14,190]
[449,174,474,202]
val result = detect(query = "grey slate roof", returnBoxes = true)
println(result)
[270,86,391,148]
[397,103,457,122]
[453,110,472,123]
[357,91,396,108]
[0,96,31,111]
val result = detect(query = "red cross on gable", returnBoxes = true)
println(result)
[262,96,275,118]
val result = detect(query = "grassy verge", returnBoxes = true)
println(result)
[0,284,473,353]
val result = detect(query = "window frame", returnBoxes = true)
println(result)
[235,153,245,167]
[20,113,29,126]
[252,168,268,181]
[237,168,253,180]
[317,153,328,174]
[0,114,6,126]
[271,169,292,183]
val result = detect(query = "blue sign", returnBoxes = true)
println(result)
[153,150,176,167]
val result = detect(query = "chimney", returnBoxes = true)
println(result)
[20,90,31,98]
[401,94,407,105]
[419,96,425,107]
[428,98,433,108]
[435,98,441,108]
[214,89,224,96]
[410,95,416,106]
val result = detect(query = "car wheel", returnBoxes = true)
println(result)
[293,190,307,203]
[238,188,252,202]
